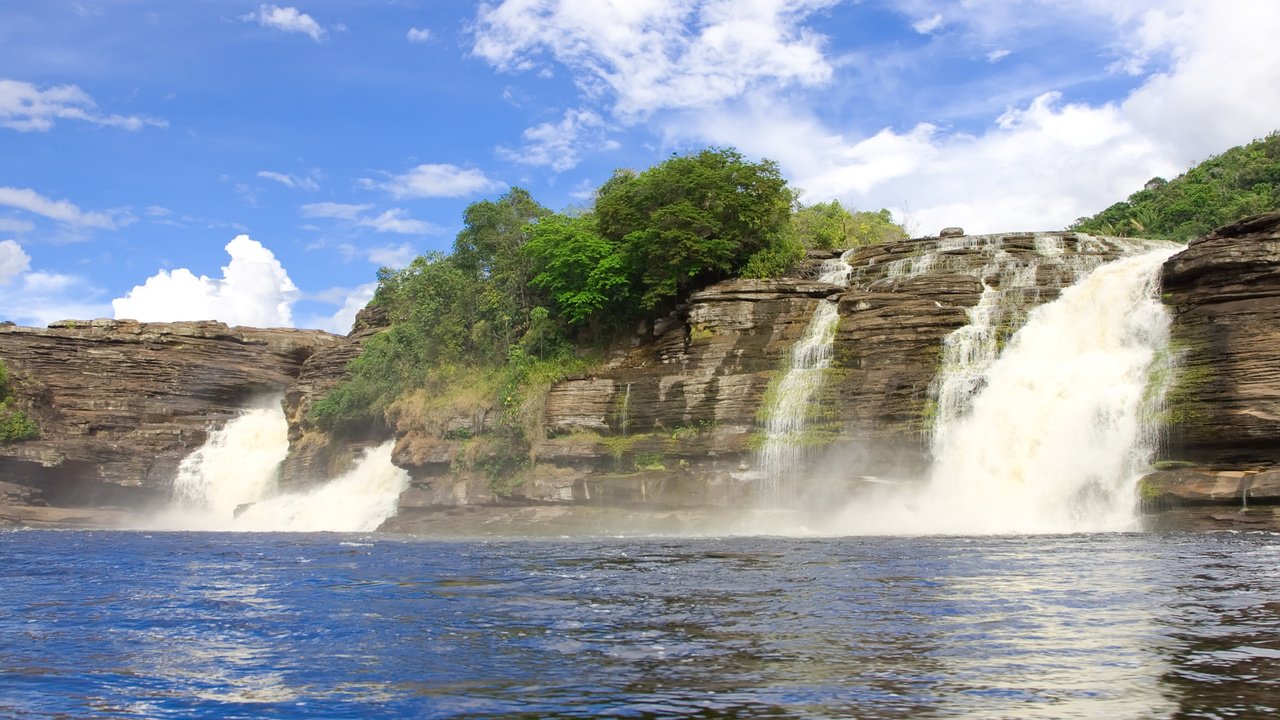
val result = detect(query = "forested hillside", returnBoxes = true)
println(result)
[1071,132,1280,240]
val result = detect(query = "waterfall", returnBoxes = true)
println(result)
[840,245,1179,534]
[160,403,409,532]
[756,253,851,504]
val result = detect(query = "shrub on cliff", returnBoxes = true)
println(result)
[0,360,38,442]
[1072,131,1280,240]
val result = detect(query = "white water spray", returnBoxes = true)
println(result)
[160,404,409,532]
[840,245,1179,534]
[756,253,851,504]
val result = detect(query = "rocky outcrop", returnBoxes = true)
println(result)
[0,320,346,507]
[278,305,390,488]
[389,232,1138,518]
[1158,212,1280,467]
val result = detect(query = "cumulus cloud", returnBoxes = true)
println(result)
[242,4,328,43]
[257,170,321,191]
[0,239,30,284]
[407,27,431,43]
[112,235,300,327]
[497,108,618,172]
[471,0,838,120]
[665,0,1280,235]
[0,78,167,133]
[363,163,504,199]
[0,187,122,229]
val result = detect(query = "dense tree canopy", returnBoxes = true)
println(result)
[595,148,795,311]
[1072,132,1280,241]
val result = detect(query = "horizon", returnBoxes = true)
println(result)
[2,0,1278,332]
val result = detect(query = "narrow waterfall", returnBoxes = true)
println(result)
[841,245,1179,534]
[161,403,409,532]
[756,253,851,504]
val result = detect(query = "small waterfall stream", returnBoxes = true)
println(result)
[161,403,409,532]
[756,253,852,504]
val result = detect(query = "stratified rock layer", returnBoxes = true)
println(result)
[1158,212,1280,466]
[0,320,345,507]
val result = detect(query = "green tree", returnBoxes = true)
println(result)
[596,148,794,310]
[523,213,629,326]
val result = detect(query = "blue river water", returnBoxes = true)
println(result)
[2,529,1279,719]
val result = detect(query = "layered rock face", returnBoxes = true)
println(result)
[1143,212,1280,507]
[390,231,1137,515]
[0,320,345,507]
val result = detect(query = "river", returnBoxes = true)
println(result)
[3,530,1277,718]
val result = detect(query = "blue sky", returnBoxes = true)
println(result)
[2,0,1277,332]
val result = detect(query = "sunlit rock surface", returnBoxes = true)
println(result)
[0,319,345,508]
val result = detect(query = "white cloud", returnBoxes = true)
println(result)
[986,48,1011,63]
[359,209,436,235]
[364,163,504,199]
[0,218,35,233]
[0,78,167,133]
[300,202,373,220]
[145,206,172,217]
[497,108,616,172]
[407,27,432,43]
[242,4,328,43]
[0,270,111,326]
[257,170,320,191]
[0,239,30,284]
[301,283,375,334]
[366,243,416,267]
[112,235,300,327]
[666,0,1280,235]
[0,187,121,229]
[911,13,943,34]
[471,0,838,120]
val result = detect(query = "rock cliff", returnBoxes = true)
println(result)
[1142,212,1280,508]
[0,320,345,508]
[386,231,1140,525]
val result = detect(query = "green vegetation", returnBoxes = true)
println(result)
[1071,131,1280,240]
[0,359,38,442]
[310,147,903,492]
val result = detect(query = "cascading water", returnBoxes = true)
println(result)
[840,244,1179,534]
[159,403,409,532]
[756,253,851,505]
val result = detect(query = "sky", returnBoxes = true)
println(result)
[1,0,1278,333]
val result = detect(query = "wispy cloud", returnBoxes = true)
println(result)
[472,0,838,120]
[359,209,437,235]
[0,218,35,233]
[407,27,431,43]
[366,243,417,266]
[0,187,122,229]
[241,4,329,43]
[362,163,504,199]
[300,202,373,221]
[911,13,944,35]
[497,108,618,172]
[0,78,167,133]
[257,169,321,191]
[986,48,1011,63]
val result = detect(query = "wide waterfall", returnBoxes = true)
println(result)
[158,403,409,532]
[756,253,851,504]
[839,244,1179,534]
